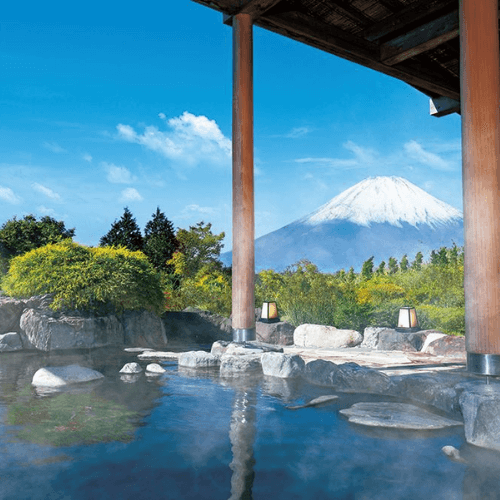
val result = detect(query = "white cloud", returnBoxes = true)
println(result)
[286,127,310,138]
[43,141,67,154]
[0,186,21,204]
[120,188,143,202]
[37,205,56,216]
[83,153,93,162]
[32,182,61,200]
[404,140,451,171]
[102,162,135,184]
[183,204,215,215]
[158,112,166,120]
[117,111,231,167]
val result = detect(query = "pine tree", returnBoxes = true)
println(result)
[361,256,374,280]
[143,207,177,271]
[376,260,386,275]
[388,256,398,274]
[400,254,409,272]
[411,251,423,271]
[100,207,143,252]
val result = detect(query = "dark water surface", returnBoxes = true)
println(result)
[0,347,497,499]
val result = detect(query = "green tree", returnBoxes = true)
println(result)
[376,260,386,275]
[388,256,399,274]
[171,221,225,277]
[100,207,143,252]
[143,207,177,271]
[411,251,423,271]
[361,256,374,280]
[400,254,409,272]
[0,214,75,260]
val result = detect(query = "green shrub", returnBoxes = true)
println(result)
[416,305,465,336]
[1,240,164,315]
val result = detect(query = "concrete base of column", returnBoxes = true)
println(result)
[467,352,500,376]
[233,328,256,343]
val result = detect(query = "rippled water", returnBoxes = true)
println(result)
[0,347,498,499]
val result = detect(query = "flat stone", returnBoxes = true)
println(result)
[287,395,339,410]
[261,352,305,379]
[119,362,142,374]
[219,353,262,377]
[124,347,155,352]
[32,364,105,387]
[225,344,264,355]
[145,363,166,374]
[138,350,181,359]
[340,402,463,430]
[0,332,23,351]
[178,351,220,369]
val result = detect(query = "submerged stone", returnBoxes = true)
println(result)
[146,363,166,374]
[340,402,463,430]
[32,364,105,387]
[287,395,339,410]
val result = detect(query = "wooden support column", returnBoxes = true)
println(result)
[232,13,255,342]
[460,0,500,374]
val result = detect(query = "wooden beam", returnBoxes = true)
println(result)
[223,0,283,24]
[261,12,460,100]
[362,0,456,42]
[328,0,373,26]
[429,96,460,117]
[460,0,500,372]
[381,10,459,65]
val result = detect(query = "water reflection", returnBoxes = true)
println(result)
[224,377,259,500]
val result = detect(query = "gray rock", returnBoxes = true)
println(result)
[256,321,295,345]
[219,354,262,377]
[302,359,339,386]
[19,308,124,351]
[377,329,429,352]
[459,382,500,451]
[442,445,466,463]
[388,373,463,415]
[124,347,155,353]
[340,402,463,430]
[333,362,393,394]
[119,362,142,374]
[121,310,167,348]
[361,327,387,349]
[225,343,264,355]
[245,341,284,353]
[261,352,305,378]
[0,332,23,351]
[178,351,221,369]
[145,363,166,374]
[423,335,465,359]
[32,364,105,387]
[287,395,338,410]
[294,324,362,348]
[0,298,24,334]
[211,340,231,356]
[138,350,181,360]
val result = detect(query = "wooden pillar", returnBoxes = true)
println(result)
[232,13,255,342]
[460,0,500,374]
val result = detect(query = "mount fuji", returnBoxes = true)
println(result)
[221,176,464,272]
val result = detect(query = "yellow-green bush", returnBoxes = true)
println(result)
[1,240,164,315]
[416,305,465,336]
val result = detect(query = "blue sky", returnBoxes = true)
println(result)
[1,0,462,252]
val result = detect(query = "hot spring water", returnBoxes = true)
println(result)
[0,347,498,499]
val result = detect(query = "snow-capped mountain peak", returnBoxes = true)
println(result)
[300,176,462,228]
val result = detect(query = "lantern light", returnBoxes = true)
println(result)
[260,301,279,323]
[396,307,419,332]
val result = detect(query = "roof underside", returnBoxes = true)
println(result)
[192,0,495,110]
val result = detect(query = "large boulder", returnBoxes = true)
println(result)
[19,308,124,351]
[219,354,262,377]
[162,308,232,344]
[0,297,24,334]
[422,335,465,359]
[178,351,221,369]
[294,324,362,348]
[256,321,295,345]
[376,329,429,352]
[121,310,167,348]
[302,359,339,386]
[261,352,305,378]
[0,332,23,352]
[32,364,104,387]
[332,362,393,394]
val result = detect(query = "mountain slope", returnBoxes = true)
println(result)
[221,176,464,272]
